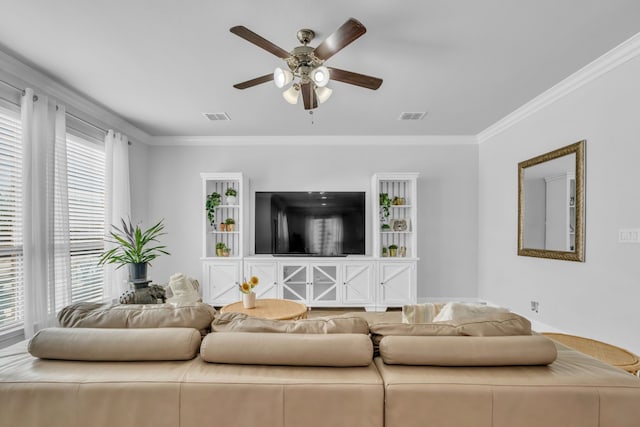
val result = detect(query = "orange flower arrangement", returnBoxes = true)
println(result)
[239,276,259,294]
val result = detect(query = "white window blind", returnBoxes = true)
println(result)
[66,132,105,303]
[0,103,23,333]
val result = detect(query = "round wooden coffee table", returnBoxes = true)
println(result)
[542,332,640,375]
[220,298,308,320]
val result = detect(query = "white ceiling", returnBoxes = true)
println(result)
[1,0,639,137]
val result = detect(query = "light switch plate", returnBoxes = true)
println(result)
[618,229,640,243]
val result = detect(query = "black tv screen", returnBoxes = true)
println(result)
[255,192,365,256]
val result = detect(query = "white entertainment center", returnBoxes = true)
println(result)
[200,172,419,310]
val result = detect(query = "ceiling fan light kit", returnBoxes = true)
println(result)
[231,18,383,111]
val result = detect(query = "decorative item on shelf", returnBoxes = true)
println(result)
[379,193,391,222]
[381,223,391,232]
[216,242,227,257]
[222,247,230,257]
[382,247,388,257]
[206,192,222,228]
[239,276,259,309]
[388,244,398,257]
[392,196,405,205]
[399,246,407,257]
[391,218,408,232]
[225,187,238,205]
[224,217,236,232]
[220,223,227,232]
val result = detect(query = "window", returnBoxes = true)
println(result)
[66,132,105,304]
[0,103,23,333]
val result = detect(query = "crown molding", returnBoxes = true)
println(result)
[477,31,640,144]
[150,134,478,146]
[0,49,151,144]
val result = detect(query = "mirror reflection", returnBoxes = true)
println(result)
[518,141,585,262]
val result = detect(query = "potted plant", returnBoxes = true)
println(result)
[239,276,259,308]
[382,247,388,257]
[388,244,398,257]
[215,242,227,257]
[225,187,237,205]
[225,217,235,232]
[98,218,170,284]
[392,196,405,206]
[206,192,221,228]
[379,192,391,222]
[381,223,391,231]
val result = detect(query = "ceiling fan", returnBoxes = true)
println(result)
[230,18,383,110]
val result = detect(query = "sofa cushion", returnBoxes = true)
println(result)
[211,312,370,334]
[378,335,557,366]
[432,302,510,322]
[57,301,216,332]
[28,327,201,361]
[454,312,532,336]
[371,312,531,338]
[200,332,373,366]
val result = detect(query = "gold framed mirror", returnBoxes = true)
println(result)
[518,140,585,261]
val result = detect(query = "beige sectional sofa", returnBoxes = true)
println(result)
[1,302,639,427]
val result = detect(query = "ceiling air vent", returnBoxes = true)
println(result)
[203,112,231,121]
[398,112,427,121]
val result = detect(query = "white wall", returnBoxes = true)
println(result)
[478,54,640,354]
[138,139,479,300]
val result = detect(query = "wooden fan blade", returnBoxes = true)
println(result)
[314,18,367,61]
[230,26,290,59]
[300,82,317,110]
[327,67,383,90]
[233,73,273,89]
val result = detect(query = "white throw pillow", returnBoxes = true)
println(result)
[433,302,509,323]
[166,273,202,304]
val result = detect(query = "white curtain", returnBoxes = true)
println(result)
[103,130,131,301]
[21,89,71,338]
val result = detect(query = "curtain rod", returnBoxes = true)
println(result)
[1,77,131,145]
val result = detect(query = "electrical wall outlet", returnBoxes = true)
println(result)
[530,300,539,313]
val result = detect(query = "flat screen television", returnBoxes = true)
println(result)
[255,191,365,256]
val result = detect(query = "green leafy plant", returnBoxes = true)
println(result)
[225,187,237,197]
[225,217,235,225]
[216,242,227,250]
[388,244,398,250]
[206,192,221,226]
[379,192,391,221]
[98,218,170,268]
[381,223,391,230]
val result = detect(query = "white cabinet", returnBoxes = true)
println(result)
[201,171,420,309]
[372,173,419,259]
[377,261,416,306]
[280,262,340,306]
[342,262,375,306]
[201,173,244,259]
[202,261,241,305]
[244,261,278,299]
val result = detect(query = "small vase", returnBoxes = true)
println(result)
[242,292,256,309]
[226,195,237,205]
